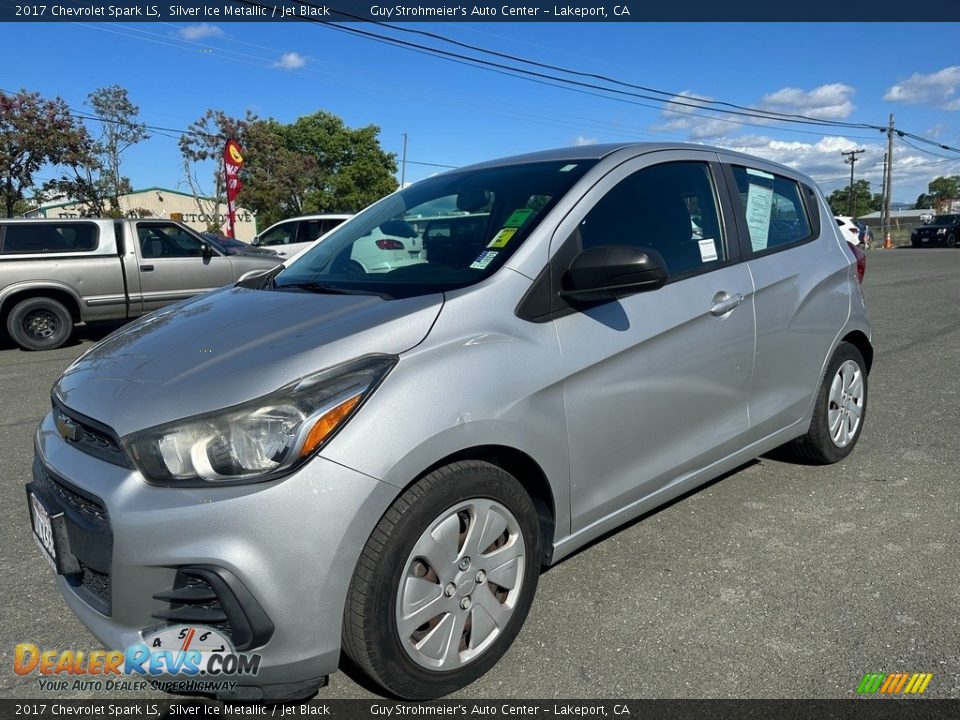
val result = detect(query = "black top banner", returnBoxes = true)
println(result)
[1,0,957,22]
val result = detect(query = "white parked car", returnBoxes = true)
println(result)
[253,214,426,273]
[835,216,861,246]
[252,214,352,258]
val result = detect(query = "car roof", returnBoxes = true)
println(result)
[450,142,807,180]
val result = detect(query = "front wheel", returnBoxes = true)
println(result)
[342,461,541,699]
[6,297,74,351]
[947,233,957,248]
[789,342,868,464]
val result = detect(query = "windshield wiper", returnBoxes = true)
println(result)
[273,281,393,300]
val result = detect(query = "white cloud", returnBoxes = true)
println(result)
[572,135,598,146]
[759,83,856,120]
[273,52,306,70]
[657,91,744,140]
[177,23,224,41]
[884,66,960,110]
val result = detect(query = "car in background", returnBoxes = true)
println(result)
[251,214,352,258]
[911,214,960,247]
[835,216,861,246]
[254,214,427,272]
[202,233,279,257]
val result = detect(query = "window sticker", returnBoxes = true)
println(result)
[469,250,499,270]
[487,227,517,249]
[503,208,535,228]
[745,183,774,251]
[698,238,719,262]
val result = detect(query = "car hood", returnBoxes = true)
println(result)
[918,223,957,231]
[54,286,443,437]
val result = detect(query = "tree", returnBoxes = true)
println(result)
[827,179,880,218]
[240,111,397,229]
[179,109,255,231]
[0,89,92,217]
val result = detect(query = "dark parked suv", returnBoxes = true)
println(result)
[911,214,960,247]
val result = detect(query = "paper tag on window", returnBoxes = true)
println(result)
[698,238,718,262]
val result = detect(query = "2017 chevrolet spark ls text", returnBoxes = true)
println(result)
[26,144,872,701]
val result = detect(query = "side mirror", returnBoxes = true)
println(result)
[251,235,261,246]
[200,241,213,256]
[559,245,667,303]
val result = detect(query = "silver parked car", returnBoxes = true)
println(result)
[27,144,871,700]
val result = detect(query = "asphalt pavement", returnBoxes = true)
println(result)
[1,248,957,700]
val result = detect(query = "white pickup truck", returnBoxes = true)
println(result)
[0,218,281,350]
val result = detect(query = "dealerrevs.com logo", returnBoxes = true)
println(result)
[857,672,933,695]
[14,625,261,693]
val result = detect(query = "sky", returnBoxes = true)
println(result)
[4,20,960,210]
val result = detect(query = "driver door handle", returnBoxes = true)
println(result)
[710,292,744,316]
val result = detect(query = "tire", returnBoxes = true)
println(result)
[342,461,542,699]
[947,233,956,249]
[6,297,73,351]
[789,342,867,464]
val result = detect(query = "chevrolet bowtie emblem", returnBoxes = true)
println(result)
[55,412,81,442]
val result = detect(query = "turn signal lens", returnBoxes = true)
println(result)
[299,394,362,458]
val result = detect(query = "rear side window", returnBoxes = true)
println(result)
[579,161,726,278]
[731,166,813,253]
[1,223,98,254]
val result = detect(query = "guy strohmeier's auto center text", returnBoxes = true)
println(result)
[370,4,632,17]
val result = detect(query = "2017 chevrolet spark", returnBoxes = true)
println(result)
[26,143,872,700]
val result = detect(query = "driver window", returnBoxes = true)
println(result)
[259,222,297,247]
[578,161,726,277]
[137,223,205,259]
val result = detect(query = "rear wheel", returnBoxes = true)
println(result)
[788,342,867,464]
[6,297,73,351]
[342,461,541,699]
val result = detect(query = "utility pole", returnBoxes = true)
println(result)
[883,114,895,248]
[842,148,866,218]
[400,133,408,187]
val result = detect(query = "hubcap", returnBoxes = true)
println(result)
[25,310,58,340]
[395,499,526,671]
[827,359,864,448]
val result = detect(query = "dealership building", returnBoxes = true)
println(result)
[27,187,258,242]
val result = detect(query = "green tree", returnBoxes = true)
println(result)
[179,109,255,231]
[827,179,879,218]
[0,89,93,217]
[47,86,150,217]
[240,111,397,229]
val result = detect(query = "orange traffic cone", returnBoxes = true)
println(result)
[883,233,894,249]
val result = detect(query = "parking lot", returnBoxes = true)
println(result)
[1,248,957,700]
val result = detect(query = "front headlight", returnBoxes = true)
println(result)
[937,228,947,235]
[122,355,396,487]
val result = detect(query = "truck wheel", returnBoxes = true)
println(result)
[6,297,74,351]
[342,461,541,699]
[947,233,956,248]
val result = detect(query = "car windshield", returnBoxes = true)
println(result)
[933,214,959,225]
[272,159,597,299]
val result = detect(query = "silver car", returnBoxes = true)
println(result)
[27,143,871,700]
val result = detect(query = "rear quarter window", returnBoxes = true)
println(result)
[0,223,99,254]
[730,166,815,255]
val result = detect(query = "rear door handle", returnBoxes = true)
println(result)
[710,291,744,316]
[140,265,154,272]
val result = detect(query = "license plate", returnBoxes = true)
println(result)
[29,492,58,570]
[922,237,929,242]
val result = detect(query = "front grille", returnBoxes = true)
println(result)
[51,400,131,469]
[32,458,113,615]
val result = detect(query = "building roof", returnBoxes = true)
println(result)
[35,187,216,211]
[859,208,935,220]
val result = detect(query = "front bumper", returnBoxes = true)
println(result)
[30,410,398,699]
